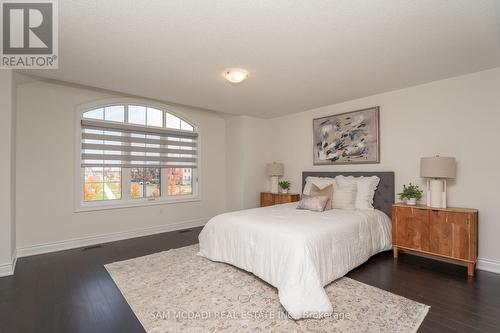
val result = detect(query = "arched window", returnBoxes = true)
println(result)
[77,102,199,209]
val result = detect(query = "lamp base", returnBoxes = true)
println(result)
[270,176,279,194]
[427,179,447,208]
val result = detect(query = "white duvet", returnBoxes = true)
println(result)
[198,203,392,319]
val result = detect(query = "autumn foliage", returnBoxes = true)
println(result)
[168,169,182,195]
[131,183,141,198]
[84,175,102,201]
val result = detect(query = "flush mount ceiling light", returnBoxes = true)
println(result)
[223,68,249,83]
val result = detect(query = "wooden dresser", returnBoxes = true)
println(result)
[392,203,478,276]
[260,192,300,207]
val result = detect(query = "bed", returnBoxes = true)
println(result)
[198,171,394,319]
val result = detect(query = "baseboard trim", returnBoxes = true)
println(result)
[0,252,17,278]
[477,258,500,274]
[17,217,209,258]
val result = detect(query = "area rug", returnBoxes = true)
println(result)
[105,245,429,333]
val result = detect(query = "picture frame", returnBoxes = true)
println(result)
[312,106,380,165]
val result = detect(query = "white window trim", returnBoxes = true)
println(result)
[74,98,201,212]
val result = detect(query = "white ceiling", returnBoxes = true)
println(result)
[26,0,500,118]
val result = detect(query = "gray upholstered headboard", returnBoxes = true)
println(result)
[302,171,395,217]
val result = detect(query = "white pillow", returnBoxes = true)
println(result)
[303,176,336,195]
[331,183,357,210]
[335,175,380,210]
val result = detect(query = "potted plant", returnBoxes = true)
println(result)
[398,183,423,205]
[278,180,291,194]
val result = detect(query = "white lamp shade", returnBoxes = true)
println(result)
[266,162,284,176]
[420,156,456,179]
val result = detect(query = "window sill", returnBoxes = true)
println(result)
[75,196,201,213]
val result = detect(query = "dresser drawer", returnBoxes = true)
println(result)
[429,210,473,261]
[393,206,430,251]
[260,193,275,207]
[260,192,300,207]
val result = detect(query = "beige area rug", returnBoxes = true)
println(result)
[105,245,429,333]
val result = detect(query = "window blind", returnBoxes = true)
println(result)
[81,119,198,169]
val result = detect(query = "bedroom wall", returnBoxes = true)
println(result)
[225,116,245,211]
[262,67,500,268]
[0,70,16,276]
[225,115,271,211]
[15,76,227,251]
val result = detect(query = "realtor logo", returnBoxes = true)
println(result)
[1,0,58,68]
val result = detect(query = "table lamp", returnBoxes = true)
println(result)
[266,162,284,194]
[420,156,456,208]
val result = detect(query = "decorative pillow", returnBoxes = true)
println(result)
[309,183,333,210]
[296,195,329,212]
[335,175,380,210]
[303,176,335,195]
[331,183,357,210]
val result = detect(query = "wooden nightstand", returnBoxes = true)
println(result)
[260,192,300,207]
[392,203,478,276]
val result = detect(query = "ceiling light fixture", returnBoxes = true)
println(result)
[223,68,249,83]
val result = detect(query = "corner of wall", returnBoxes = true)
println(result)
[225,116,245,211]
[224,115,272,211]
[0,69,16,275]
[11,72,18,258]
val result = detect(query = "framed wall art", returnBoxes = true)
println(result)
[313,106,380,165]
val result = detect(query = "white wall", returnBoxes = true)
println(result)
[11,73,17,260]
[261,67,500,264]
[15,77,227,250]
[225,116,245,211]
[0,70,16,276]
[225,115,271,211]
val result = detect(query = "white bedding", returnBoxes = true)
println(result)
[198,202,392,319]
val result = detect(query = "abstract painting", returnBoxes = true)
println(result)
[313,107,380,165]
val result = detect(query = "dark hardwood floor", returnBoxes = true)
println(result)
[1,227,499,333]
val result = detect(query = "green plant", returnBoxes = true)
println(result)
[398,183,423,200]
[278,180,291,190]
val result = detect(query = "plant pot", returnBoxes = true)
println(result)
[280,189,289,194]
[406,198,417,205]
